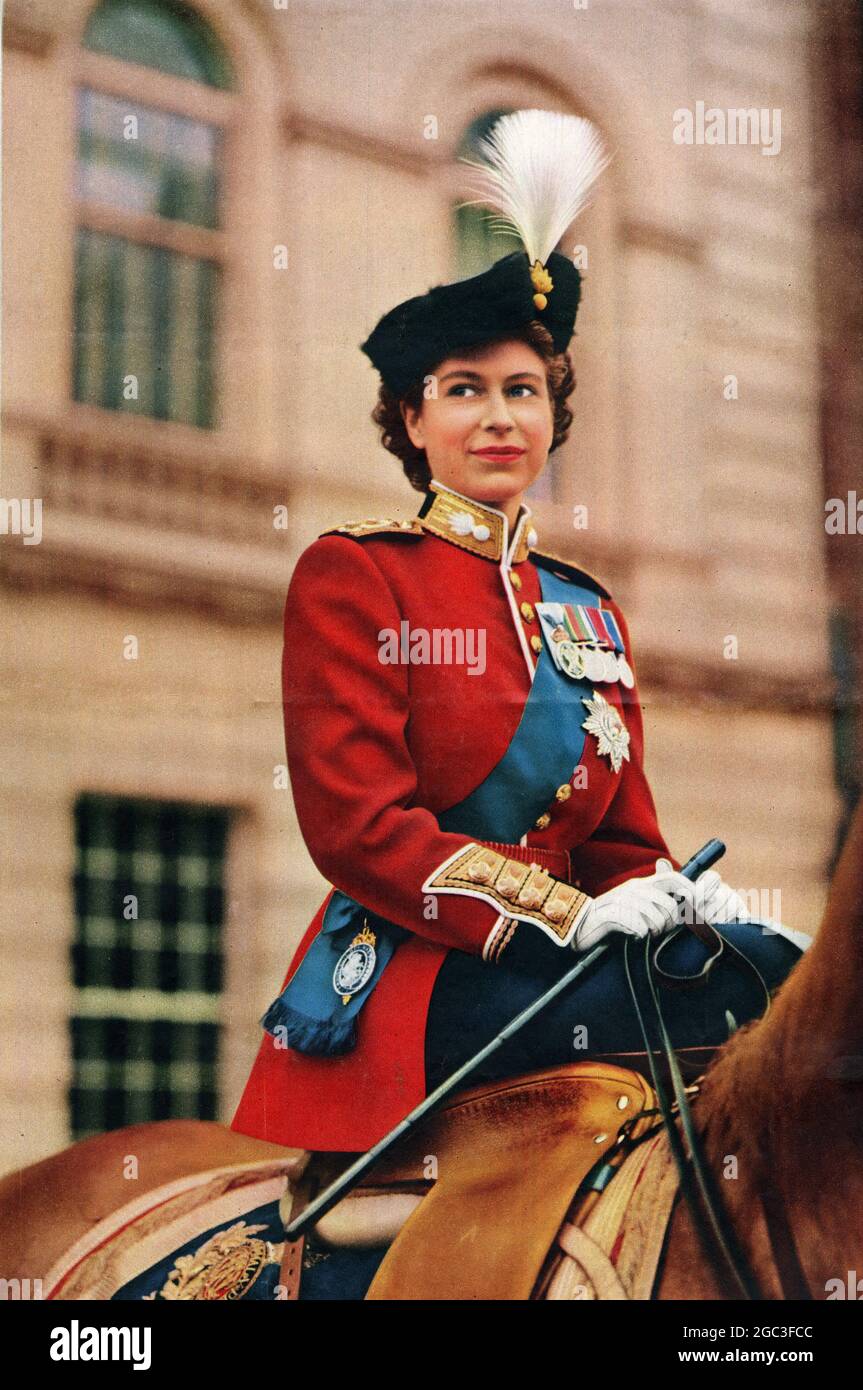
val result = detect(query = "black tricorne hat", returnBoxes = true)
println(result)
[360,249,582,398]
[359,109,611,397]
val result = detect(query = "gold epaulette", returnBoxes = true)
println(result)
[530,547,612,600]
[319,517,425,540]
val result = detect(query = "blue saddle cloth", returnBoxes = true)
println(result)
[298,1246,390,1300]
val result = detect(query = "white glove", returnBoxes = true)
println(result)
[572,860,697,952]
[658,859,814,953]
[669,861,749,926]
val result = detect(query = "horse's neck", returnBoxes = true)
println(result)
[693,807,863,1297]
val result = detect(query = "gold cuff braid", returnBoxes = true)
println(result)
[424,843,590,945]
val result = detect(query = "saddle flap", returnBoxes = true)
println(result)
[362,1061,656,1301]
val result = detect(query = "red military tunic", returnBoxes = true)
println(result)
[230,480,678,1151]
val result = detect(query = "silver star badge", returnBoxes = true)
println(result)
[581,690,631,774]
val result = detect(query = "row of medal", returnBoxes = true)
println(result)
[535,601,635,689]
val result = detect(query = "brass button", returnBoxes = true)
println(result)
[520,601,535,622]
[555,784,572,802]
[534,812,551,830]
[529,635,543,654]
[509,570,522,591]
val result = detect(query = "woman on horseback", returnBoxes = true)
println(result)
[230,110,808,1160]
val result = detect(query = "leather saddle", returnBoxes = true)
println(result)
[36,1050,713,1299]
[289,1048,716,1300]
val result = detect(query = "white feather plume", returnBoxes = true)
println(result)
[456,109,612,267]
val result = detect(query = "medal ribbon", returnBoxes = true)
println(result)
[586,606,615,648]
[598,608,625,652]
[564,603,594,642]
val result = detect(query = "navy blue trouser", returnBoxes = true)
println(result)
[423,921,804,1092]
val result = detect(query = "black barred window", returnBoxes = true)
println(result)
[70,793,230,1139]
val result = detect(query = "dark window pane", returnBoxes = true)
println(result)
[457,108,515,159]
[76,88,222,230]
[453,201,522,282]
[74,227,219,428]
[83,0,234,90]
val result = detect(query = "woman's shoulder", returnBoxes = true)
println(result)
[294,517,424,559]
[287,516,424,595]
[529,545,613,602]
[318,517,424,541]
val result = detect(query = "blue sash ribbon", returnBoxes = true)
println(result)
[437,569,599,840]
[262,567,608,1055]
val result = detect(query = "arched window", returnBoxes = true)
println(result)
[74,0,234,428]
[453,109,521,280]
[83,0,233,86]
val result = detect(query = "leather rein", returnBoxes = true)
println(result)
[621,920,812,1301]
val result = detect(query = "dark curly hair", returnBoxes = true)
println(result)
[369,319,576,493]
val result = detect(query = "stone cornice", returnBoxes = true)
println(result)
[0,406,836,711]
[0,537,286,625]
[619,217,703,264]
[281,108,432,176]
[2,1,58,56]
[1,402,291,623]
[0,546,838,715]
[636,649,838,718]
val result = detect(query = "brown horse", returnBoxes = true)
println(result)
[654,800,863,1300]
[1,802,860,1300]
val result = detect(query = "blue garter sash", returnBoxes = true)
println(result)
[260,892,410,1055]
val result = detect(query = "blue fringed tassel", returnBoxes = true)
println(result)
[260,994,357,1057]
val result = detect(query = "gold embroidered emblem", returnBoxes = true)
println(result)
[142,1221,282,1300]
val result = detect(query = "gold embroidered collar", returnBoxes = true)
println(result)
[417,480,538,565]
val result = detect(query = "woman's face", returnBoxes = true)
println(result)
[400,340,554,513]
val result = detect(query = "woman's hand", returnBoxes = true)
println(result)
[654,857,749,926]
[572,860,697,952]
